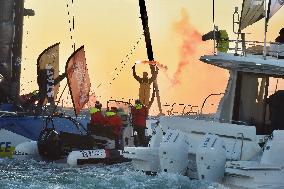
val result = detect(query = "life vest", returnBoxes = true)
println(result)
[90,108,106,126]
[105,112,123,137]
[131,104,147,127]
[217,30,229,53]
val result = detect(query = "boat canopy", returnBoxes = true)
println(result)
[200,54,284,77]
[239,0,265,30]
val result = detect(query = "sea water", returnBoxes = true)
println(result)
[0,159,228,189]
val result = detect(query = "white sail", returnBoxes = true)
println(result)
[268,0,284,19]
[239,0,265,30]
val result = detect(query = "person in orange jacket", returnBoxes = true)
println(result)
[105,107,123,148]
[131,99,148,146]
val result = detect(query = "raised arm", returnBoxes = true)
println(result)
[132,65,143,83]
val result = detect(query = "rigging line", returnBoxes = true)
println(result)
[110,34,143,77]
[21,15,31,93]
[109,34,143,83]
[93,34,143,98]
[60,0,76,107]
[51,83,68,116]
[71,0,76,51]
[66,0,76,52]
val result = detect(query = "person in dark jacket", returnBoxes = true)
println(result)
[275,28,284,43]
[131,99,148,146]
[19,90,39,111]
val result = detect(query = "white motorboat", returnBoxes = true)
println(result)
[123,0,284,188]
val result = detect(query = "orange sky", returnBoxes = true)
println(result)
[20,0,284,115]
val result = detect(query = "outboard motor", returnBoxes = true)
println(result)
[37,128,62,160]
[261,130,284,166]
[159,129,190,175]
[196,133,226,182]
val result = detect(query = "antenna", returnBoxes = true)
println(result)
[213,0,216,54]
[263,0,268,60]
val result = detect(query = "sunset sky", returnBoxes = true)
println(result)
[20,0,284,115]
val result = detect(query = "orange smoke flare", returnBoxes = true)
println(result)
[171,8,203,86]
[137,60,168,70]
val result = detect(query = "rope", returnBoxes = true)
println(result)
[59,0,77,108]
[20,15,31,94]
[109,34,143,84]
[95,34,143,99]
[66,0,76,52]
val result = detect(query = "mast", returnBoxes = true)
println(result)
[138,0,163,115]
[0,0,34,103]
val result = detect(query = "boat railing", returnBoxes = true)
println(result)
[0,111,17,117]
[163,103,199,116]
[200,93,225,115]
[225,39,284,59]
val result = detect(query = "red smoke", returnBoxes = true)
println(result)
[171,8,203,86]
[139,60,168,70]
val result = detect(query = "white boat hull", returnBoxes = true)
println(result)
[123,117,284,189]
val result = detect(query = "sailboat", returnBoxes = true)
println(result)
[0,1,90,159]
[13,45,136,165]
[0,0,140,164]
[123,0,284,188]
[0,42,92,159]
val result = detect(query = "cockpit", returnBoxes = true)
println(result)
[232,72,284,134]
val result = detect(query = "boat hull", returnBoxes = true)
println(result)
[0,116,89,158]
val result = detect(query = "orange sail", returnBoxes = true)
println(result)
[66,46,90,116]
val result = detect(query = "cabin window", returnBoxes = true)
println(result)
[233,72,284,134]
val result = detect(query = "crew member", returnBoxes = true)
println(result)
[275,28,284,43]
[202,29,229,53]
[275,28,284,59]
[105,107,123,148]
[89,101,105,133]
[217,30,229,53]
[131,99,148,147]
[132,65,158,107]
[19,90,39,110]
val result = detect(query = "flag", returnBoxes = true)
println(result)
[37,43,60,104]
[66,46,90,116]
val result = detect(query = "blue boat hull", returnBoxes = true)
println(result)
[0,115,90,158]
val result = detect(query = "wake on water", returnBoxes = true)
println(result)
[0,159,228,189]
